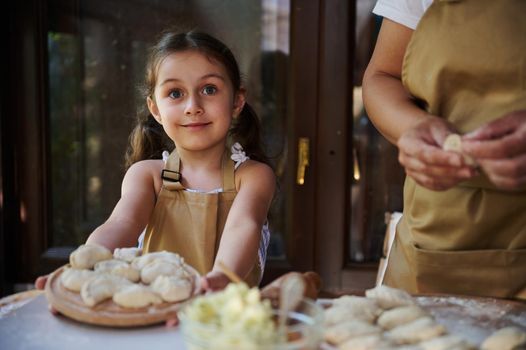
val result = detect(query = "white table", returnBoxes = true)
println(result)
[0,294,187,350]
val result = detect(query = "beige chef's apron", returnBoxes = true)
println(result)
[142,149,261,287]
[384,0,526,299]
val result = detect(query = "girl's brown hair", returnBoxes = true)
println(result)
[125,30,269,170]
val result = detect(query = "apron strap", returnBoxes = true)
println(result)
[162,148,236,192]
[221,150,236,192]
[162,150,184,191]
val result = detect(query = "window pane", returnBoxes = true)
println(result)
[349,0,405,263]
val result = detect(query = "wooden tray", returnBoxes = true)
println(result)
[45,265,201,328]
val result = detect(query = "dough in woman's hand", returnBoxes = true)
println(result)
[419,334,476,350]
[94,259,140,282]
[385,316,446,344]
[113,284,162,308]
[80,274,131,307]
[481,327,526,350]
[150,275,192,303]
[443,133,476,166]
[113,247,142,263]
[365,285,415,309]
[70,244,112,269]
[377,304,428,330]
[131,250,184,270]
[140,259,186,284]
[339,334,391,350]
[60,268,96,292]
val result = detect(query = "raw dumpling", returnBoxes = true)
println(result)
[324,319,382,345]
[339,334,391,350]
[385,317,446,344]
[113,247,142,263]
[150,275,193,303]
[60,268,96,292]
[131,250,184,270]
[365,285,415,309]
[325,296,382,325]
[140,259,187,284]
[80,274,131,307]
[113,284,162,308]
[419,334,475,350]
[481,327,526,350]
[70,244,112,269]
[377,304,428,330]
[94,259,140,282]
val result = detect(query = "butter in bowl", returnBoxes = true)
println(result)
[179,282,324,350]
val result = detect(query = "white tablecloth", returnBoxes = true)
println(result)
[0,294,187,350]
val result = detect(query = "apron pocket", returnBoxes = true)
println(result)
[410,244,526,298]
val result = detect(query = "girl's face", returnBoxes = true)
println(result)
[148,50,244,153]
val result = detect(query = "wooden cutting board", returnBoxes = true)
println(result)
[45,265,201,327]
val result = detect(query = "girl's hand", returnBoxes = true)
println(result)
[166,271,230,328]
[200,271,230,292]
[397,116,477,191]
[35,275,48,290]
[462,110,526,191]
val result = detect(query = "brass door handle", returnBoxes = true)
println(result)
[296,137,310,185]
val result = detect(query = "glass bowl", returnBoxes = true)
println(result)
[179,298,324,350]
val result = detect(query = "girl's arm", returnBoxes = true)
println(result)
[363,19,475,191]
[35,160,160,291]
[86,160,161,251]
[206,160,275,289]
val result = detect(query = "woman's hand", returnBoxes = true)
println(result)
[397,116,478,191]
[462,110,526,190]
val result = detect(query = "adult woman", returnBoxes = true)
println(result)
[363,0,526,298]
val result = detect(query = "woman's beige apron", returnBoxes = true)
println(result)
[384,0,526,299]
[142,149,261,287]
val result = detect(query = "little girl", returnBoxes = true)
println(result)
[37,30,275,291]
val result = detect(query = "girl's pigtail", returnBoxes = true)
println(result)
[230,103,271,167]
[124,114,173,170]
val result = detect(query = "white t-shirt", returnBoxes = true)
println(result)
[373,0,433,30]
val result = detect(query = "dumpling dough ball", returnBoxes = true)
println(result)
[385,317,446,345]
[80,274,131,307]
[419,334,476,350]
[325,296,382,325]
[151,275,193,303]
[377,304,428,330]
[131,250,184,270]
[365,285,415,309]
[324,319,381,345]
[60,268,96,292]
[141,259,186,284]
[443,133,476,166]
[94,259,140,282]
[339,334,391,350]
[481,327,526,350]
[113,247,142,263]
[70,244,112,269]
[113,284,162,309]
